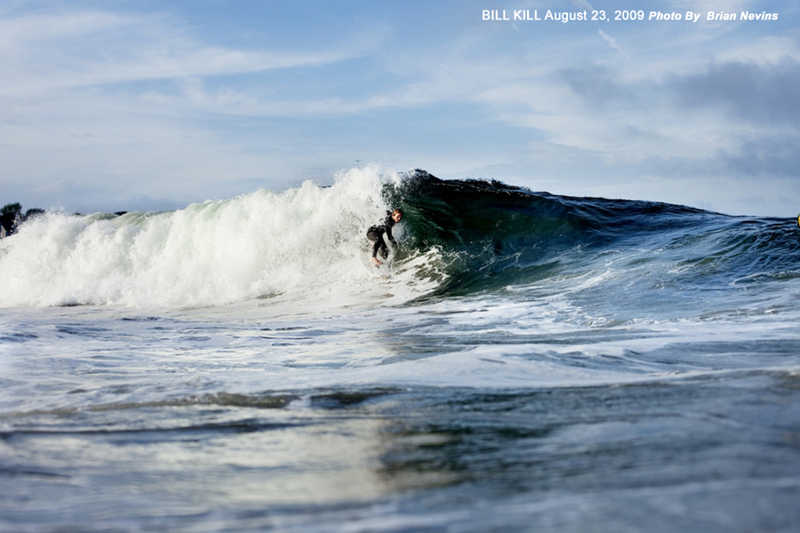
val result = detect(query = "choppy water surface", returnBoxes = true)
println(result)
[2,169,800,531]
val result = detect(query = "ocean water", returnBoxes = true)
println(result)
[1,168,800,532]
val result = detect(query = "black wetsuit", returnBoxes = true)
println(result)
[366,213,398,259]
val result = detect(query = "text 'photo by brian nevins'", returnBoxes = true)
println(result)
[1,1,800,531]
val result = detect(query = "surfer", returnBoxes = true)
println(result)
[367,209,403,266]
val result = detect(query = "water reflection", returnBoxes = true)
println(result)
[5,376,800,531]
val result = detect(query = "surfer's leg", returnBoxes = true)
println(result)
[366,230,379,256]
[367,230,385,259]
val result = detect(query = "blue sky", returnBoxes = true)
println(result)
[1,0,798,216]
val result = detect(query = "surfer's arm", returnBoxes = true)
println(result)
[385,225,397,245]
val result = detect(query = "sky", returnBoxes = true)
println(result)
[1,0,798,216]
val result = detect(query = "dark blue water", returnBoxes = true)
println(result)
[1,169,799,531]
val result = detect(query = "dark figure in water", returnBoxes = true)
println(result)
[367,209,403,266]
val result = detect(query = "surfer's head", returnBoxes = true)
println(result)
[391,209,403,222]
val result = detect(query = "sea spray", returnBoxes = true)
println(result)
[0,167,405,307]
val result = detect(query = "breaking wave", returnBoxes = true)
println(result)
[1,168,797,308]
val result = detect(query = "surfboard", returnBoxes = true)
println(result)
[362,254,392,278]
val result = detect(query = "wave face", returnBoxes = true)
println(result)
[1,168,798,309]
[390,171,800,313]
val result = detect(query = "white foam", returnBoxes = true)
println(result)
[0,167,433,308]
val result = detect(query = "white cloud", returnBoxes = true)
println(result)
[0,10,373,97]
[598,30,624,53]
[1,1,797,216]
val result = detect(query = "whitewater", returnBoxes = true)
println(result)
[1,167,799,532]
